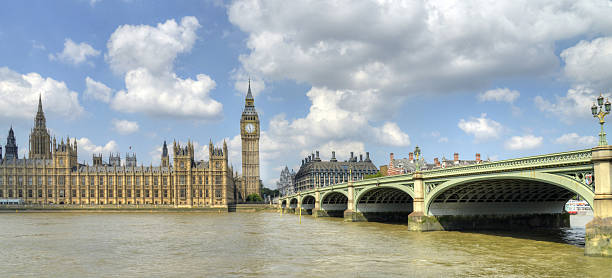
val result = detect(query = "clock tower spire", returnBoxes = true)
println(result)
[240,79,260,202]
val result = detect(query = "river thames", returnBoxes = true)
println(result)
[1,212,611,277]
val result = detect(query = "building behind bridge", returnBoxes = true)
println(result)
[294,151,378,192]
[0,97,236,207]
[386,152,488,176]
[276,166,295,197]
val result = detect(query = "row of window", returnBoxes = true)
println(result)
[0,188,224,199]
[0,175,223,186]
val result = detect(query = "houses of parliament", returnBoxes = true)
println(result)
[0,86,261,207]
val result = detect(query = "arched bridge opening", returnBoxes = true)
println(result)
[426,176,594,231]
[321,192,348,217]
[301,195,315,215]
[356,187,413,223]
[289,198,298,209]
[281,200,287,208]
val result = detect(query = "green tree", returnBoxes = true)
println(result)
[364,171,384,179]
[246,193,263,202]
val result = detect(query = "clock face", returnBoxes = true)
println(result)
[245,123,255,133]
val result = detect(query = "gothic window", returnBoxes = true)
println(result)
[192,176,195,185]
[117,177,122,186]
[180,189,185,198]
[215,190,222,198]
[38,189,42,198]
[163,190,168,198]
[90,177,94,186]
[206,189,209,198]
[109,177,114,186]
[58,189,64,198]
[180,176,186,185]
[154,177,158,186]
[163,177,167,186]
[127,189,132,198]
[71,190,76,198]
[145,176,149,186]
[154,190,158,198]
[90,189,95,198]
[99,189,104,198]
[135,189,141,198]
[215,176,222,185]
[28,177,32,185]
[118,190,122,198]
[47,189,52,198]
[58,176,64,185]
[145,190,150,198]
[0,176,3,185]
[180,162,184,168]
[18,177,23,185]
[135,177,140,185]
[99,176,104,185]
[81,190,86,198]
[108,190,113,198]
[126,176,131,186]
[48,177,52,186]
[28,190,32,198]
[80,177,85,185]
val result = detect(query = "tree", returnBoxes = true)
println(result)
[246,193,263,202]
[364,171,384,179]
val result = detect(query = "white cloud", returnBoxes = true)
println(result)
[478,88,520,103]
[458,113,503,141]
[106,16,223,120]
[555,133,597,148]
[534,86,602,123]
[49,38,100,65]
[0,67,84,120]
[229,0,612,96]
[505,135,543,150]
[536,37,612,123]
[232,70,265,97]
[75,137,118,162]
[561,37,612,90]
[106,16,199,75]
[112,119,139,135]
[84,77,112,103]
[374,122,411,147]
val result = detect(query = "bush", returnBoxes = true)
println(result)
[246,193,263,202]
[364,171,384,179]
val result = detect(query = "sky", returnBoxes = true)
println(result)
[1,0,612,188]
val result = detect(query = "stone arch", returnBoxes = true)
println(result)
[281,199,287,208]
[424,172,595,216]
[320,191,349,216]
[289,198,298,209]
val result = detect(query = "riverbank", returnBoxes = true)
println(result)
[0,203,277,213]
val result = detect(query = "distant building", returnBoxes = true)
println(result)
[276,166,295,197]
[294,151,378,192]
[387,152,488,176]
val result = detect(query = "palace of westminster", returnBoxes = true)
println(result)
[0,84,261,207]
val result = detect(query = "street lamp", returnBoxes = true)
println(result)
[591,94,611,146]
[414,145,421,171]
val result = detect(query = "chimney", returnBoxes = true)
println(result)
[316,151,320,160]
[409,152,414,161]
[476,153,481,163]
[390,152,394,161]
[359,154,363,162]
[454,153,459,162]
[301,159,304,166]
[350,152,354,159]
[366,152,370,161]
[434,157,440,166]
[331,151,337,162]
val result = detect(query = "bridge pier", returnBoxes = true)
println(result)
[344,183,366,222]
[586,146,612,257]
[408,171,443,231]
[311,190,326,217]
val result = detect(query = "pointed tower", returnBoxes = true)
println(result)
[161,140,170,167]
[5,127,18,160]
[29,95,52,159]
[240,78,261,201]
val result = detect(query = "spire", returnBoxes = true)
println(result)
[246,77,254,100]
[162,140,168,157]
[38,94,43,114]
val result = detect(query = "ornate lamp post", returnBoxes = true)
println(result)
[414,145,421,171]
[591,94,611,146]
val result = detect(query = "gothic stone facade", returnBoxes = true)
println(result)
[239,80,261,201]
[0,97,235,207]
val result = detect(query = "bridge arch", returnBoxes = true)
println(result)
[281,199,287,208]
[424,172,595,216]
[354,185,414,222]
[301,195,316,214]
[289,198,298,209]
[320,191,349,217]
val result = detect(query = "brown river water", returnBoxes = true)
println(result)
[0,212,611,278]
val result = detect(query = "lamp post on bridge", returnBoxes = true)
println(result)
[591,94,611,146]
[414,145,421,172]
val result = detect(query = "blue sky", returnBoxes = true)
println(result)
[1,0,612,187]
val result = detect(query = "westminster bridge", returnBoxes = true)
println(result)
[279,146,612,257]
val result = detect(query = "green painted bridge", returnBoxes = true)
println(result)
[279,146,612,257]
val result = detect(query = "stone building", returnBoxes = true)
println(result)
[276,166,295,197]
[294,151,378,192]
[0,97,236,207]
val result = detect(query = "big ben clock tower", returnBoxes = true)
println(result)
[240,80,260,201]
